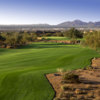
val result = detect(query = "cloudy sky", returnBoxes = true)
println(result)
[0,0,100,25]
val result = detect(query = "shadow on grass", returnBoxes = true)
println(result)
[19,42,79,49]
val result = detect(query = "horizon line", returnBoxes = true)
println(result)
[0,20,100,25]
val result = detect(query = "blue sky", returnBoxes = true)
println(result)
[0,0,100,25]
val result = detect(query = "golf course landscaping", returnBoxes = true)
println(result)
[0,41,99,100]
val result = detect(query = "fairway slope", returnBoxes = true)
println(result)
[0,42,99,100]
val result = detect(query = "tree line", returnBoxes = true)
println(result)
[0,32,37,48]
[35,28,83,38]
[1,28,95,49]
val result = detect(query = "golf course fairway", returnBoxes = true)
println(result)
[0,42,99,100]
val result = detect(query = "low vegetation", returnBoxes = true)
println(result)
[53,58,100,100]
[82,31,100,50]
[63,72,80,83]
[0,32,37,48]
[63,28,83,39]
[0,28,84,48]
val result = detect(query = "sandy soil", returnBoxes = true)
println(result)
[46,58,100,100]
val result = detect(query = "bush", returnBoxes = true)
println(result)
[53,98,61,100]
[82,31,100,50]
[57,68,64,74]
[86,66,93,70]
[64,28,83,39]
[0,32,37,48]
[63,72,80,83]
[61,85,75,91]
[70,39,77,44]
[62,92,74,98]
[75,89,87,94]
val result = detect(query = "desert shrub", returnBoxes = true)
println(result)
[61,85,75,91]
[75,89,82,94]
[56,32,64,37]
[0,35,6,41]
[82,31,100,50]
[75,89,87,94]
[53,98,61,100]
[41,37,46,41]
[70,39,77,44]
[0,32,37,48]
[86,66,93,70]
[83,65,93,70]
[63,92,74,98]
[63,72,80,83]
[64,28,83,39]
[57,68,64,75]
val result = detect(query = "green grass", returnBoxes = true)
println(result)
[44,36,83,41]
[44,36,70,40]
[0,42,99,100]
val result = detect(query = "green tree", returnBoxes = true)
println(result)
[64,28,83,39]
[82,31,100,50]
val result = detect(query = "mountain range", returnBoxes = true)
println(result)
[0,20,100,31]
[57,20,100,28]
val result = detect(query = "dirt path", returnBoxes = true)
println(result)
[46,58,100,100]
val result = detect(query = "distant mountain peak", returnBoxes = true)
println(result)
[73,20,83,22]
[0,20,100,31]
[57,20,100,28]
